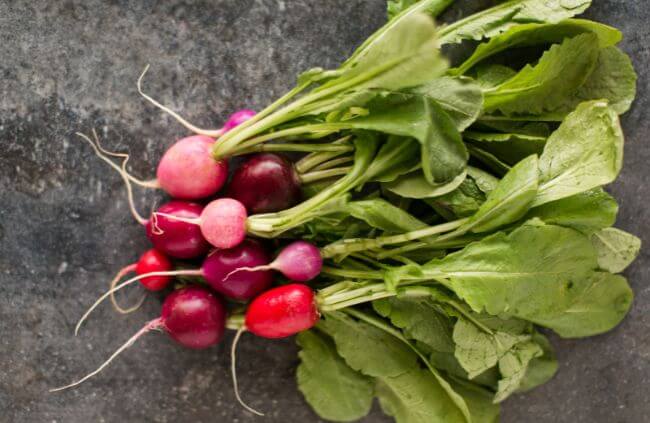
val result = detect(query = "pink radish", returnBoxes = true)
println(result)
[75,240,272,334]
[226,153,302,213]
[222,109,257,133]
[52,286,226,392]
[145,201,211,259]
[226,240,322,282]
[154,198,248,250]
[245,284,319,338]
[107,249,172,315]
[156,135,228,199]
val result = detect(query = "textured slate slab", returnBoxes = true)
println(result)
[0,1,647,422]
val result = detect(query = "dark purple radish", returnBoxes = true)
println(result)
[145,201,211,259]
[202,239,274,300]
[52,286,226,392]
[226,240,322,282]
[75,240,272,333]
[226,153,302,213]
[154,198,248,250]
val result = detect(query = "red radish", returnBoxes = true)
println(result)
[52,286,226,392]
[226,240,322,282]
[75,240,272,334]
[202,239,273,300]
[226,153,302,213]
[154,198,248,250]
[245,283,320,338]
[156,135,228,199]
[222,109,256,132]
[134,249,173,291]
[145,201,211,259]
[107,249,172,315]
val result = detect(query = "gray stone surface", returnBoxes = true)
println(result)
[0,0,647,422]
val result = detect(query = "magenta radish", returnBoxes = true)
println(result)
[226,240,322,282]
[226,153,302,213]
[245,283,320,338]
[52,286,226,392]
[108,249,173,314]
[75,240,272,334]
[222,109,257,132]
[145,201,211,259]
[154,198,248,250]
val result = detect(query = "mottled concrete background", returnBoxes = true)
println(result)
[0,1,648,422]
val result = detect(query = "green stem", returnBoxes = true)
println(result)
[294,136,352,173]
[311,155,354,171]
[235,143,352,156]
[321,218,469,258]
[226,314,245,330]
[233,123,346,152]
[321,266,384,280]
[320,291,396,312]
[299,166,353,184]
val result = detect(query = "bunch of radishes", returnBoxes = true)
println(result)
[55,111,325,414]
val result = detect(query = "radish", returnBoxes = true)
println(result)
[202,239,274,300]
[222,109,257,133]
[75,240,272,334]
[154,198,248,250]
[245,283,320,338]
[52,286,226,392]
[145,201,211,259]
[229,283,320,416]
[226,153,302,213]
[156,135,228,199]
[107,249,172,315]
[226,240,322,282]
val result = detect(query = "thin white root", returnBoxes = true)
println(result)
[76,131,149,225]
[152,212,201,226]
[50,318,162,392]
[231,328,265,416]
[108,264,146,315]
[137,65,224,137]
[224,265,272,282]
[74,269,201,336]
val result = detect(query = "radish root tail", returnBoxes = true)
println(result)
[76,131,150,225]
[50,318,163,392]
[230,328,265,416]
[108,263,146,314]
[137,65,224,138]
[224,265,272,282]
[75,269,201,336]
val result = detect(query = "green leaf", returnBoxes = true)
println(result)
[438,0,592,45]
[384,169,467,199]
[494,341,543,402]
[517,332,558,392]
[387,0,456,21]
[591,227,641,273]
[463,155,538,233]
[346,199,428,232]
[296,331,374,422]
[346,93,468,183]
[453,318,530,379]
[425,176,487,219]
[366,136,420,183]
[483,33,600,115]
[425,224,601,328]
[319,313,418,377]
[534,101,623,206]
[525,188,618,234]
[333,13,447,93]
[374,297,456,353]
[411,76,484,130]
[467,145,511,176]
[449,380,500,423]
[454,19,621,75]
[529,271,633,337]
[464,131,546,166]
[474,64,517,89]
[466,166,499,195]
[561,46,637,114]
[376,369,467,423]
